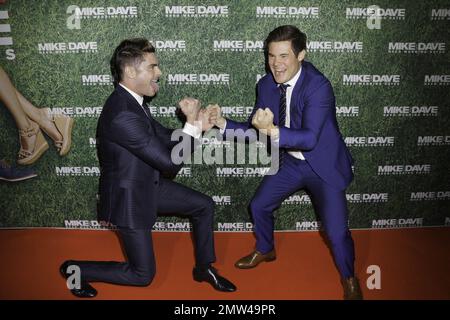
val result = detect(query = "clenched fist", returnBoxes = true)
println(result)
[179,97,201,124]
[206,104,226,129]
[197,107,218,132]
[251,108,277,135]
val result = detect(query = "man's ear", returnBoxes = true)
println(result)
[297,49,306,62]
[124,65,136,79]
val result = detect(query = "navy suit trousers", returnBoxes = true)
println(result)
[74,178,216,286]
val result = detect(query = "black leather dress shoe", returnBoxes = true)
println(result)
[193,267,237,292]
[60,260,97,298]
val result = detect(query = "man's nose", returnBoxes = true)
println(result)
[272,58,281,67]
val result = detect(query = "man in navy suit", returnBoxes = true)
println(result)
[60,38,236,297]
[213,25,362,299]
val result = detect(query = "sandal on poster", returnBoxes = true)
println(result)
[17,120,49,165]
[39,108,74,156]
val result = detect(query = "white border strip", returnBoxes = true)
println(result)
[0,11,8,19]
[0,24,10,32]
[0,36,12,45]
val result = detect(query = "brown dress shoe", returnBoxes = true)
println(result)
[235,250,276,269]
[342,277,363,300]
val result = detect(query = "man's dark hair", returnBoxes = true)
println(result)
[264,25,307,57]
[110,38,155,87]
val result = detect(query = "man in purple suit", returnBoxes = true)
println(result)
[213,25,362,299]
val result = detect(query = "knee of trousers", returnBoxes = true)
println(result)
[196,195,215,217]
[130,269,156,287]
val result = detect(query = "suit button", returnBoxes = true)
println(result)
[154,181,158,185]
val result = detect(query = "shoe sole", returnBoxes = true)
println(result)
[235,256,276,269]
[193,275,236,292]
[17,141,49,165]
[0,173,37,182]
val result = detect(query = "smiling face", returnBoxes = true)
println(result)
[267,40,305,84]
[127,52,162,97]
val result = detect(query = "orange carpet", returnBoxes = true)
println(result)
[0,227,449,300]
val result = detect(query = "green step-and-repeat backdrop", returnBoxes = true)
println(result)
[0,0,449,231]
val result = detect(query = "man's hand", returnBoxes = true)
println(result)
[196,107,218,132]
[251,108,278,136]
[207,104,226,129]
[179,97,201,124]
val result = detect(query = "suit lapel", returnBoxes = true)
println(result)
[290,62,308,128]
[264,74,282,125]
[116,85,152,120]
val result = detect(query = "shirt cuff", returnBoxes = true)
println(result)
[183,122,202,139]
[272,136,280,146]
[219,119,228,134]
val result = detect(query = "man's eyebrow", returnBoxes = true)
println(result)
[268,53,288,56]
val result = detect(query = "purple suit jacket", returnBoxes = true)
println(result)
[226,61,353,190]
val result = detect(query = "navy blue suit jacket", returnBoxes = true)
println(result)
[226,61,353,190]
[96,85,192,228]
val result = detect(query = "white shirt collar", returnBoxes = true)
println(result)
[119,83,144,106]
[281,65,302,88]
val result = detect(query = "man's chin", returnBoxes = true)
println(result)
[273,77,285,84]
[271,73,286,84]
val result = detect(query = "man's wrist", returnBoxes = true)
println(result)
[270,126,279,139]
[260,124,277,136]
[186,115,198,125]
[216,117,226,129]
